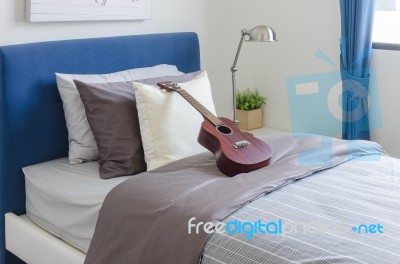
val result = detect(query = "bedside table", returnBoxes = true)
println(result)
[247,126,287,137]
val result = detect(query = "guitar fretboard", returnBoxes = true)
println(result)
[177,89,222,127]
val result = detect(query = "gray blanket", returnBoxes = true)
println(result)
[202,155,400,263]
[84,134,385,264]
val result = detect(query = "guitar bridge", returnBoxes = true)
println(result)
[233,140,251,149]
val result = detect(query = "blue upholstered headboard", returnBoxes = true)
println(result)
[0,32,200,264]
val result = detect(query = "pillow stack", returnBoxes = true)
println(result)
[57,65,216,179]
[56,64,184,164]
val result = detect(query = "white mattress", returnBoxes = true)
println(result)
[24,158,130,252]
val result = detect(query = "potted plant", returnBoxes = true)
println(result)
[236,89,266,131]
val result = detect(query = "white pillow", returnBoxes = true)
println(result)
[133,71,217,170]
[56,64,184,164]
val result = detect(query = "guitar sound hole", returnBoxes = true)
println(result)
[217,125,232,135]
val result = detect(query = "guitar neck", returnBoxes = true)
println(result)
[177,89,222,127]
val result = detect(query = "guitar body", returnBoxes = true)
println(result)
[198,117,273,176]
[157,81,273,176]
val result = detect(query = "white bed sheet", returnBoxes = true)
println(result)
[24,158,130,252]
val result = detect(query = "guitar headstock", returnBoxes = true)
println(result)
[157,81,182,92]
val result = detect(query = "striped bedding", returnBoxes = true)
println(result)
[202,155,400,264]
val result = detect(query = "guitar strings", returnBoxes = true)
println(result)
[160,83,246,143]
[178,89,247,143]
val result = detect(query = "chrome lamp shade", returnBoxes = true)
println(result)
[244,25,277,42]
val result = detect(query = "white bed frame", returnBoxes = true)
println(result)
[5,213,85,264]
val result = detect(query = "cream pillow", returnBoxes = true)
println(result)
[133,71,216,170]
[56,64,183,164]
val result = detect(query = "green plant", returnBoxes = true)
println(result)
[236,89,266,111]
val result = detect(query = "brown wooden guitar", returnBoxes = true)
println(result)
[157,81,273,176]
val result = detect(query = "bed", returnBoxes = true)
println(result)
[1,32,400,264]
[0,32,200,264]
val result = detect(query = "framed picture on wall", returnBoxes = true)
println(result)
[26,0,152,22]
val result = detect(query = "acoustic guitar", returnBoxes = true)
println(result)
[157,81,273,177]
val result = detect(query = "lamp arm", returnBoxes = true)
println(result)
[230,31,247,124]
[231,31,246,70]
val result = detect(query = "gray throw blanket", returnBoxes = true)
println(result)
[84,133,385,264]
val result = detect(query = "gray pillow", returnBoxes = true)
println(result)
[74,71,202,179]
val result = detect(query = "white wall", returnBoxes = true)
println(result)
[370,50,400,157]
[250,0,342,132]
[200,0,343,134]
[0,0,206,45]
[227,0,400,158]
[1,0,399,157]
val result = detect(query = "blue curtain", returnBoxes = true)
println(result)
[339,0,376,140]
